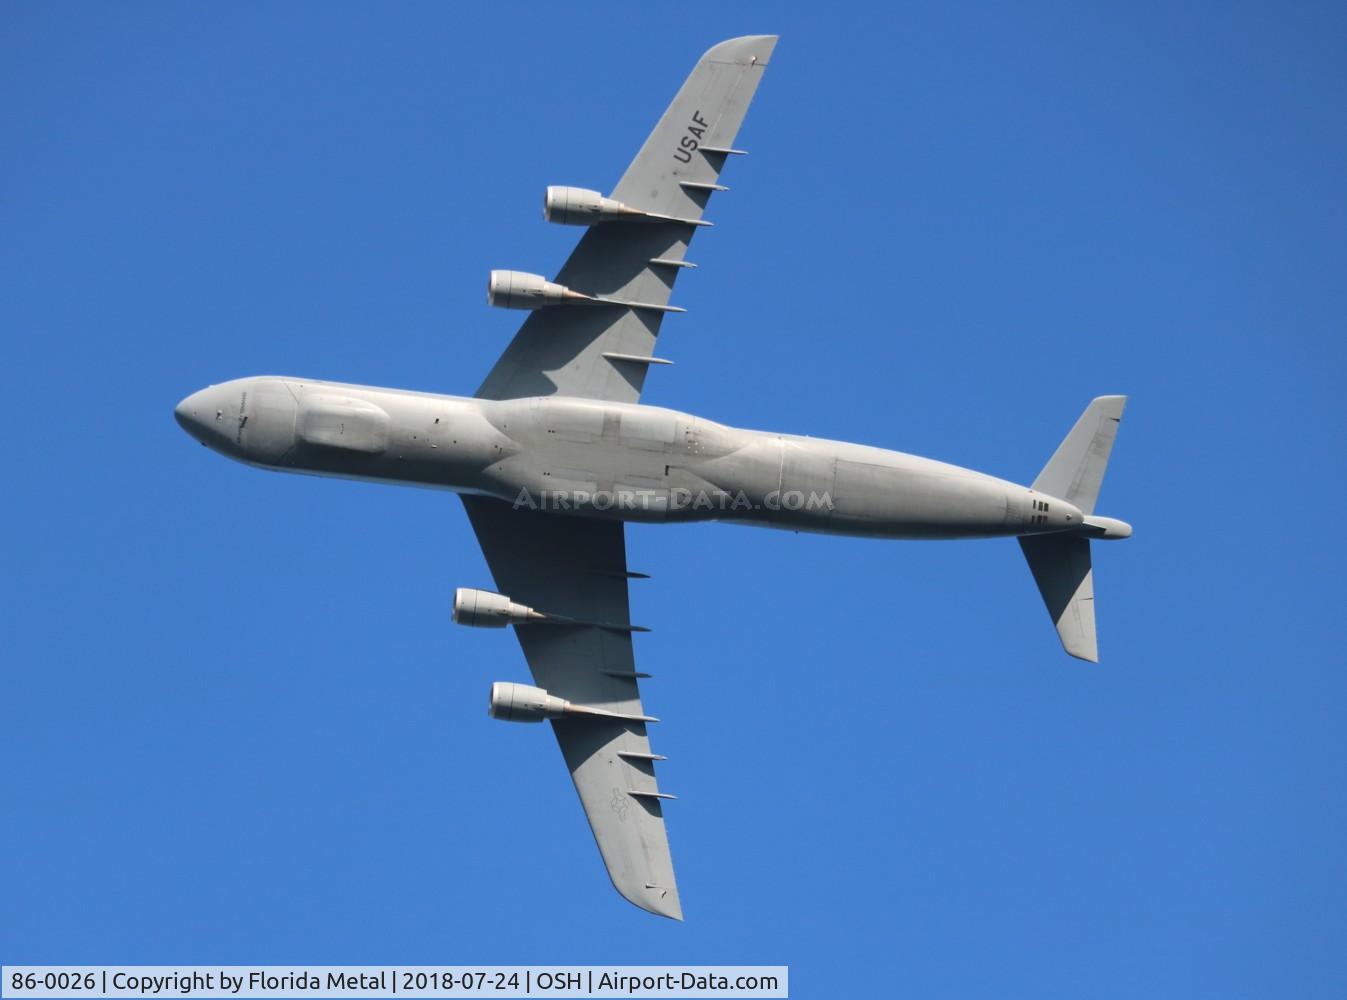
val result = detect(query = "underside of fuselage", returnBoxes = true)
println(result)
[174,375,1087,541]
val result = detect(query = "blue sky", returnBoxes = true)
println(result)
[3,3,1345,997]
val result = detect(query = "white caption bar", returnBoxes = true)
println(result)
[3,967,788,999]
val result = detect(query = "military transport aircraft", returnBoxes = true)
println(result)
[174,35,1130,919]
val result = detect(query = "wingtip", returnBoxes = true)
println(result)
[703,35,779,67]
[640,889,684,922]
[613,878,683,920]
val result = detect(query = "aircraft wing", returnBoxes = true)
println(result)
[460,495,681,919]
[475,35,777,405]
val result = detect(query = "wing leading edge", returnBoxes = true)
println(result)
[476,35,777,404]
[461,496,681,919]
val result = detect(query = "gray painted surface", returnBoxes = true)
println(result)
[175,378,1108,541]
[1020,534,1097,662]
[462,496,681,919]
[475,35,775,405]
[1032,395,1127,516]
[1020,396,1129,662]
[173,36,1131,918]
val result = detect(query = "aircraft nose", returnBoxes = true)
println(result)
[174,385,228,446]
[174,388,207,436]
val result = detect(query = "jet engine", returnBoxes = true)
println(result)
[542,186,707,228]
[486,270,589,310]
[488,681,568,722]
[487,269,685,316]
[487,681,659,724]
[543,186,639,225]
[452,588,545,627]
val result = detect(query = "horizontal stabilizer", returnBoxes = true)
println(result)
[1019,534,1097,662]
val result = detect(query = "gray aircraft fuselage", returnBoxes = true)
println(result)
[175,375,1086,539]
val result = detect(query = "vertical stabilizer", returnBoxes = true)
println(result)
[1032,396,1126,515]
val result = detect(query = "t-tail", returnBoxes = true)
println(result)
[1020,396,1130,662]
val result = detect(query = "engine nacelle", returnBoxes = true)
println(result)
[486,270,585,310]
[486,680,660,725]
[544,186,640,226]
[452,588,544,627]
[488,681,568,723]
